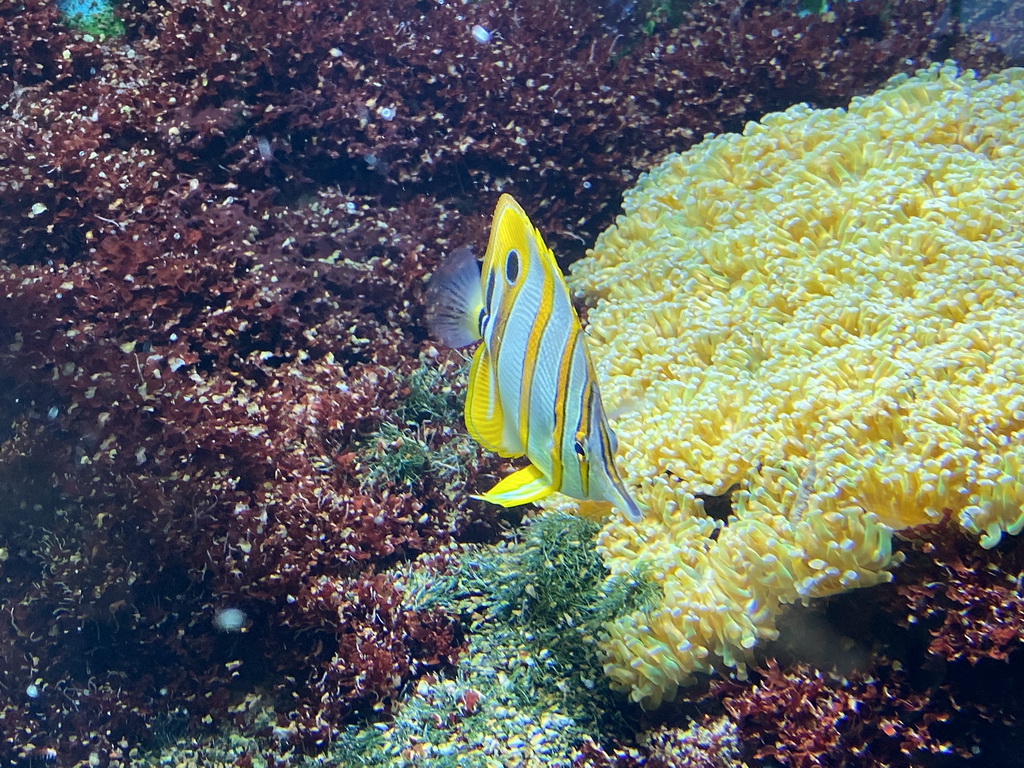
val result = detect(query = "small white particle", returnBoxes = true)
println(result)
[256,137,272,162]
[214,607,247,632]
[471,24,491,44]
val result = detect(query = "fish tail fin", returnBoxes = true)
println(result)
[424,245,484,348]
[473,464,555,507]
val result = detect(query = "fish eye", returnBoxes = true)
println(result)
[573,439,586,460]
[505,249,520,284]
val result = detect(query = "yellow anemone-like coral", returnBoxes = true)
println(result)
[561,64,1024,707]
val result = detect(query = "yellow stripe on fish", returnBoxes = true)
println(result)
[424,194,643,522]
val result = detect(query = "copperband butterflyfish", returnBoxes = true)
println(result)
[424,194,642,522]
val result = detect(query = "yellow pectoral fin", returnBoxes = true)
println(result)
[466,345,523,458]
[473,464,556,508]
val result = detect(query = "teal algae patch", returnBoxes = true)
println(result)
[58,0,125,38]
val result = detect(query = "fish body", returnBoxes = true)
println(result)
[425,194,642,522]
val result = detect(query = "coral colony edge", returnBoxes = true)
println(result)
[0,0,1023,766]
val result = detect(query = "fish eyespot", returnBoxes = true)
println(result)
[505,249,520,284]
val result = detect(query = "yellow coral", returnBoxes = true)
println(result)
[561,64,1024,707]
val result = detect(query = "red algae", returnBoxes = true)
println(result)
[0,0,1017,762]
[897,521,1024,666]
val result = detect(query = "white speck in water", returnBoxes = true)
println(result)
[378,106,396,121]
[471,24,491,44]
[26,684,40,699]
[257,136,273,163]
[214,607,247,632]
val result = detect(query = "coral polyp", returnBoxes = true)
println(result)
[561,63,1024,707]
